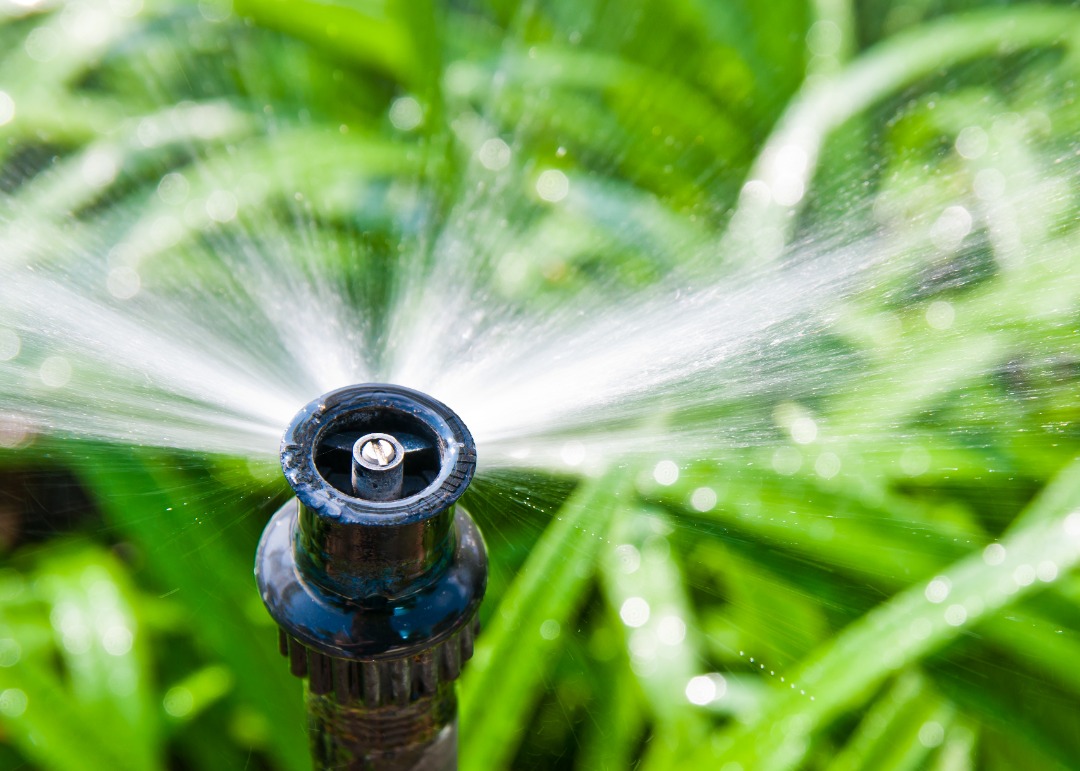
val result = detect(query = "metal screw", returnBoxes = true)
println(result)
[361,437,397,466]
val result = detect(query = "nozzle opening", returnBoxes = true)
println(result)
[316,409,439,501]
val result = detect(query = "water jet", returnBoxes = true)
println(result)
[255,383,486,770]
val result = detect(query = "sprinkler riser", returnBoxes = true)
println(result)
[258,499,485,661]
[255,384,486,771]
[295,499,454,602]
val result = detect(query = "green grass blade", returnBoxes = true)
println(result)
[459,469,631,771]
[599,506,708,770]
[0,651,140,771]
[75,449,309,771]
[722,5,1080,261]
[693,457,1080,770]
[34,545,161,770]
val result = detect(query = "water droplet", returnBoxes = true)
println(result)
[389,96,423,131]
[102,625,133,656]
[0,330,20,362]
[39,356,72,388]
[925,576,950,603]
[1013,564,1035,587]
[0,688,28,718]
[653,460,679,486]
[955,126,989,160]
[0,639,21,668]
[774,144,809,174]
[814,452,840,479]
[206,190,238,223]
[918,721,945,748]
[790,416,817,444]
[983,543,1006,565]
[619,596,649,628]
[740,179,771,205]
[685,673,725,705]
[771,177,805,207]
[944,604,967,626]
[197,0,229,22]
[107,267,141,299]
[690,487,717,512]
[536,169,569,202]
[0,413,31,449]
[974,168,1006,200]
[900,446,931,476]
[806,20,841,57]
[930,206,973,250]
[561,441,585,467]
[925,300,955,330]
[615,544,640,574]
[1036,560,1058,583]
[479,138,511,171]
[628,628,658,670]
[81,148,120,188]
[772,446,802,475]
[158,172,190,205]
[656,615,686,646]
[910,618,932,640]
[25,27,60,62]
[0,92,14,127]
[163,686,194,718]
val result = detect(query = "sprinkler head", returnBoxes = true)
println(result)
[255,384,486,769]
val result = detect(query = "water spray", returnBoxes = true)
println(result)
[255,384,487,770]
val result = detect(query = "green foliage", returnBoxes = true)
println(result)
[3,0,1080,769]
[460,469,631,770]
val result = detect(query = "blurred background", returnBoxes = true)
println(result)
[2,0,1080,769]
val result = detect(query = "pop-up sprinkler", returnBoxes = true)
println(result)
[256,384,487,770]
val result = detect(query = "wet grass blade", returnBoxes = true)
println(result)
[0,543,161,771]
[459,468,631,771]
[75,448,309,771]
[33,545,161,770]
[599,506,708,771]
[692,457,1080,770]
[0,650,141,771]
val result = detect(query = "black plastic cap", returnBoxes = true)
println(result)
[280,383,476,523]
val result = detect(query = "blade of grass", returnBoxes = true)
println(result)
[599,506,708,771]
[75,448,309,771]
[0,648,142,771]
[459,468,631,771]
[931,661,1080,770]
[234,0,418,85]
[825,671,948,771]
[691,456,1080,770]
[929,719,977,771]
[721,5,1080,262]
[572,636,643,771]
[34,545,161,770]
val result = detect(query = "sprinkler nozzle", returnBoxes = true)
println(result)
[352,432,405,500]
[255,384,486,770]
